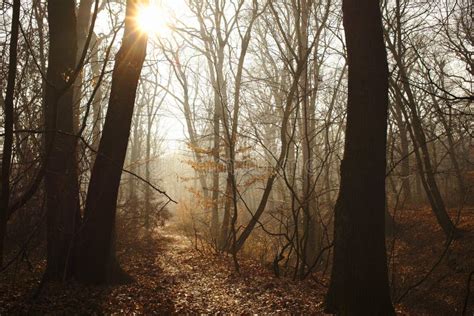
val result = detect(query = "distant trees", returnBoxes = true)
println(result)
[384,3,457,239]
[324,0,394,314]
[383,0,470,239]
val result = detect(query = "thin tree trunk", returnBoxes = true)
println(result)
[390,79,459,239]
[90,33,103,153]
[297,0,320,277]
[392,101,411,203]
[430,82,466,207]
[72,0,95,133]
[234,57,306,252]
[385,12,458,239]
[144,119,152,231]
[168,52,208,198]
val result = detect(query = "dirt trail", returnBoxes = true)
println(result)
[2,209,473,314]
[149,226,326,313]
[1,225,327,314]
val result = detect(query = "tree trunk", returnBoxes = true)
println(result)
[384,10,458,239]
[392,101,411,203]
[392,81,459,239]
[0,0,20,265]
[234,58,306,252]
[144,117,152,231]
[43,0,82,281]
[72,0,94,133]
[324,0,394,314]
[169,52,209,198]
[297,0,320,277]
[76,0,148,284]
[90,33,103,153]
[430,84,466,207]
[128,102,142,212]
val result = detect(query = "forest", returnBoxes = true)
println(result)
[0,0,472,314]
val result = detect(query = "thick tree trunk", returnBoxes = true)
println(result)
[43,0,81,281]
[0,0,20,265]
[324,0,394,314]
[76,0,147,284]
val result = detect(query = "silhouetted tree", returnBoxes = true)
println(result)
[0,0,20,265]
[77,0,148,284]
[43,0,81,281]
[324,0,394,314]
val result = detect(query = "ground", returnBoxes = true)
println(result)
[0,207,473,314]
[0,226,327,314]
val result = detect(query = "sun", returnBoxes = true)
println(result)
[135,3,171,37]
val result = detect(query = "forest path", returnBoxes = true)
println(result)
[1,224,326,314]
[3,210,473,314]
[145,225,327,313]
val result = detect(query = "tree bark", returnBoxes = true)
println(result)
[0,0,20,265]
[324,0,394,314]
[297,0,320,277]
[43,0,82,281]
[76,0,148,284]
[72,0,95,133]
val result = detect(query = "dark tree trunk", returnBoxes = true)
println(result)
[324,0,394,314]
[389,75,459,239]
[43,0,81,281]
[89,33,103,153]
[0,0,20,265]
[76,0,147,284]
[72,0,94,132]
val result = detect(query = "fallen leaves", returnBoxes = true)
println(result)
[1,208,472,314]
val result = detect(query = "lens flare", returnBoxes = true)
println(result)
[136,3,171,37]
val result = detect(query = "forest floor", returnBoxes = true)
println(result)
[0,225,327,314]
[0,207,473,314]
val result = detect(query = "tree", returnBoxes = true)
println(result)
[383,0,459,238]
[0,0,20,265]
[43,0,82,281]
[76,0,148,284]
[324,0,394,314]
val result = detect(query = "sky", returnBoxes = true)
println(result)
[143,0,197,154]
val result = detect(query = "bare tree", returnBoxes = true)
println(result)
[324,0,394,313]
[43,0,81,280]
[0,0,20,265]
[77,0,148,284]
